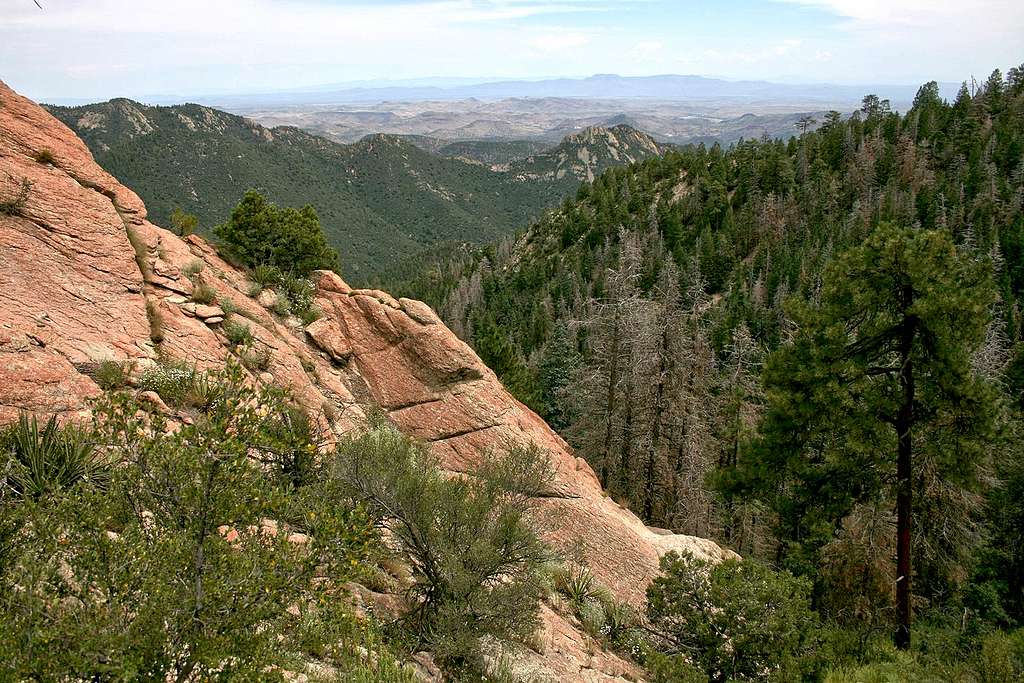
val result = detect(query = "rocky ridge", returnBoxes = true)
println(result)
[0,81,732,681]
[497,125,662,183]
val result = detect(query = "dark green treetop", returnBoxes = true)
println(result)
[215,189,338,276]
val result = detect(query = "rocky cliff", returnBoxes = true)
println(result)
[0,81,731,681]
[500,124,663,183]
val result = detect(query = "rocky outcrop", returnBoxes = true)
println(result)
[0,81,733,681]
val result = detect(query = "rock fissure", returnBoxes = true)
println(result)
[426,422,504,443]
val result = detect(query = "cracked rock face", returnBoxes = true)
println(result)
[0,80,735,682]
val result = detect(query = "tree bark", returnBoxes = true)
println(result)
[895,313,916,650]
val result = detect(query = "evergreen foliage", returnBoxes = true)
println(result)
[0,362,381,680]
[727,224,999,647]
[647,551,820,683]
[333,427,552,673]
[396,64,1024,663]
[215,189,338,276]
[47,101,589,283]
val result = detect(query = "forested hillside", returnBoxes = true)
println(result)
[47,100,660,284]
[396,66,1024,670]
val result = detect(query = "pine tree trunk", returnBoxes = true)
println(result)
[895,311,916,651]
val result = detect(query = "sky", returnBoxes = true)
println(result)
[2,0,1022,102]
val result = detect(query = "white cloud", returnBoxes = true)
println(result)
[770,0,1024,83]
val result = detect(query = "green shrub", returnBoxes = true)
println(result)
[978,629,1024,683]
[554,565,597,604]
[601,600,637,644]
[181,259,204,280]
[214,190,338,276]
[190,281,217,305]
[251,404,324,488]
[92,359,129,390]
[219,298,240,317]
[334,429,553,672]
[578,599,606,638]
[252,263,283,289]
[0,176,31,216]
[223,318,253,347]
[1,413,108,500]
[281,274,315,310]
[0,361,373,680]
[272,291,293,317]
[298,305,322,325]
[169,207,198,236]
[145,299,164,343]
[647,552,821,683]
[644,652,709,683]
[33,149,56,165]
[182,371,225,412]
[137,359,197,406]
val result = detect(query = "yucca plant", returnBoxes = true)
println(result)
[554,564,597,604]
[601,600,637,643]
[2,413,108,499]
[183,371,226,412]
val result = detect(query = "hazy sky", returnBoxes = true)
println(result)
[3,0,1023,102]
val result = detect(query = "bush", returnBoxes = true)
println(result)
[0,361,373,680]
[1,413,108,500]
[214,190,338,277]
[219,298,240,317]
[978,629,1024,683]
[251,403,325,488]
[252,263,283,289]
[33,149,56,165]
[223,318,253,347]
[334,428,553,672]
[138,359,198,406]
[169,207,198,236]
[645,651,709,683]
[181,259,204,280]
[647,552,820,683]
[554,564,600,606]
[272,291,293,317]
[191,281,217,305]
[0,176,31,216]
[92,359,129,390]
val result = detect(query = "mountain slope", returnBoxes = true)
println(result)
[45,100,565,282]
[2,79,732,681]
[396,73,1024,542]
[502,124,664,188]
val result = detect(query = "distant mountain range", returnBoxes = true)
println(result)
[47,99,662,282]
[233,96,841,147]
[199,73,960,109]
